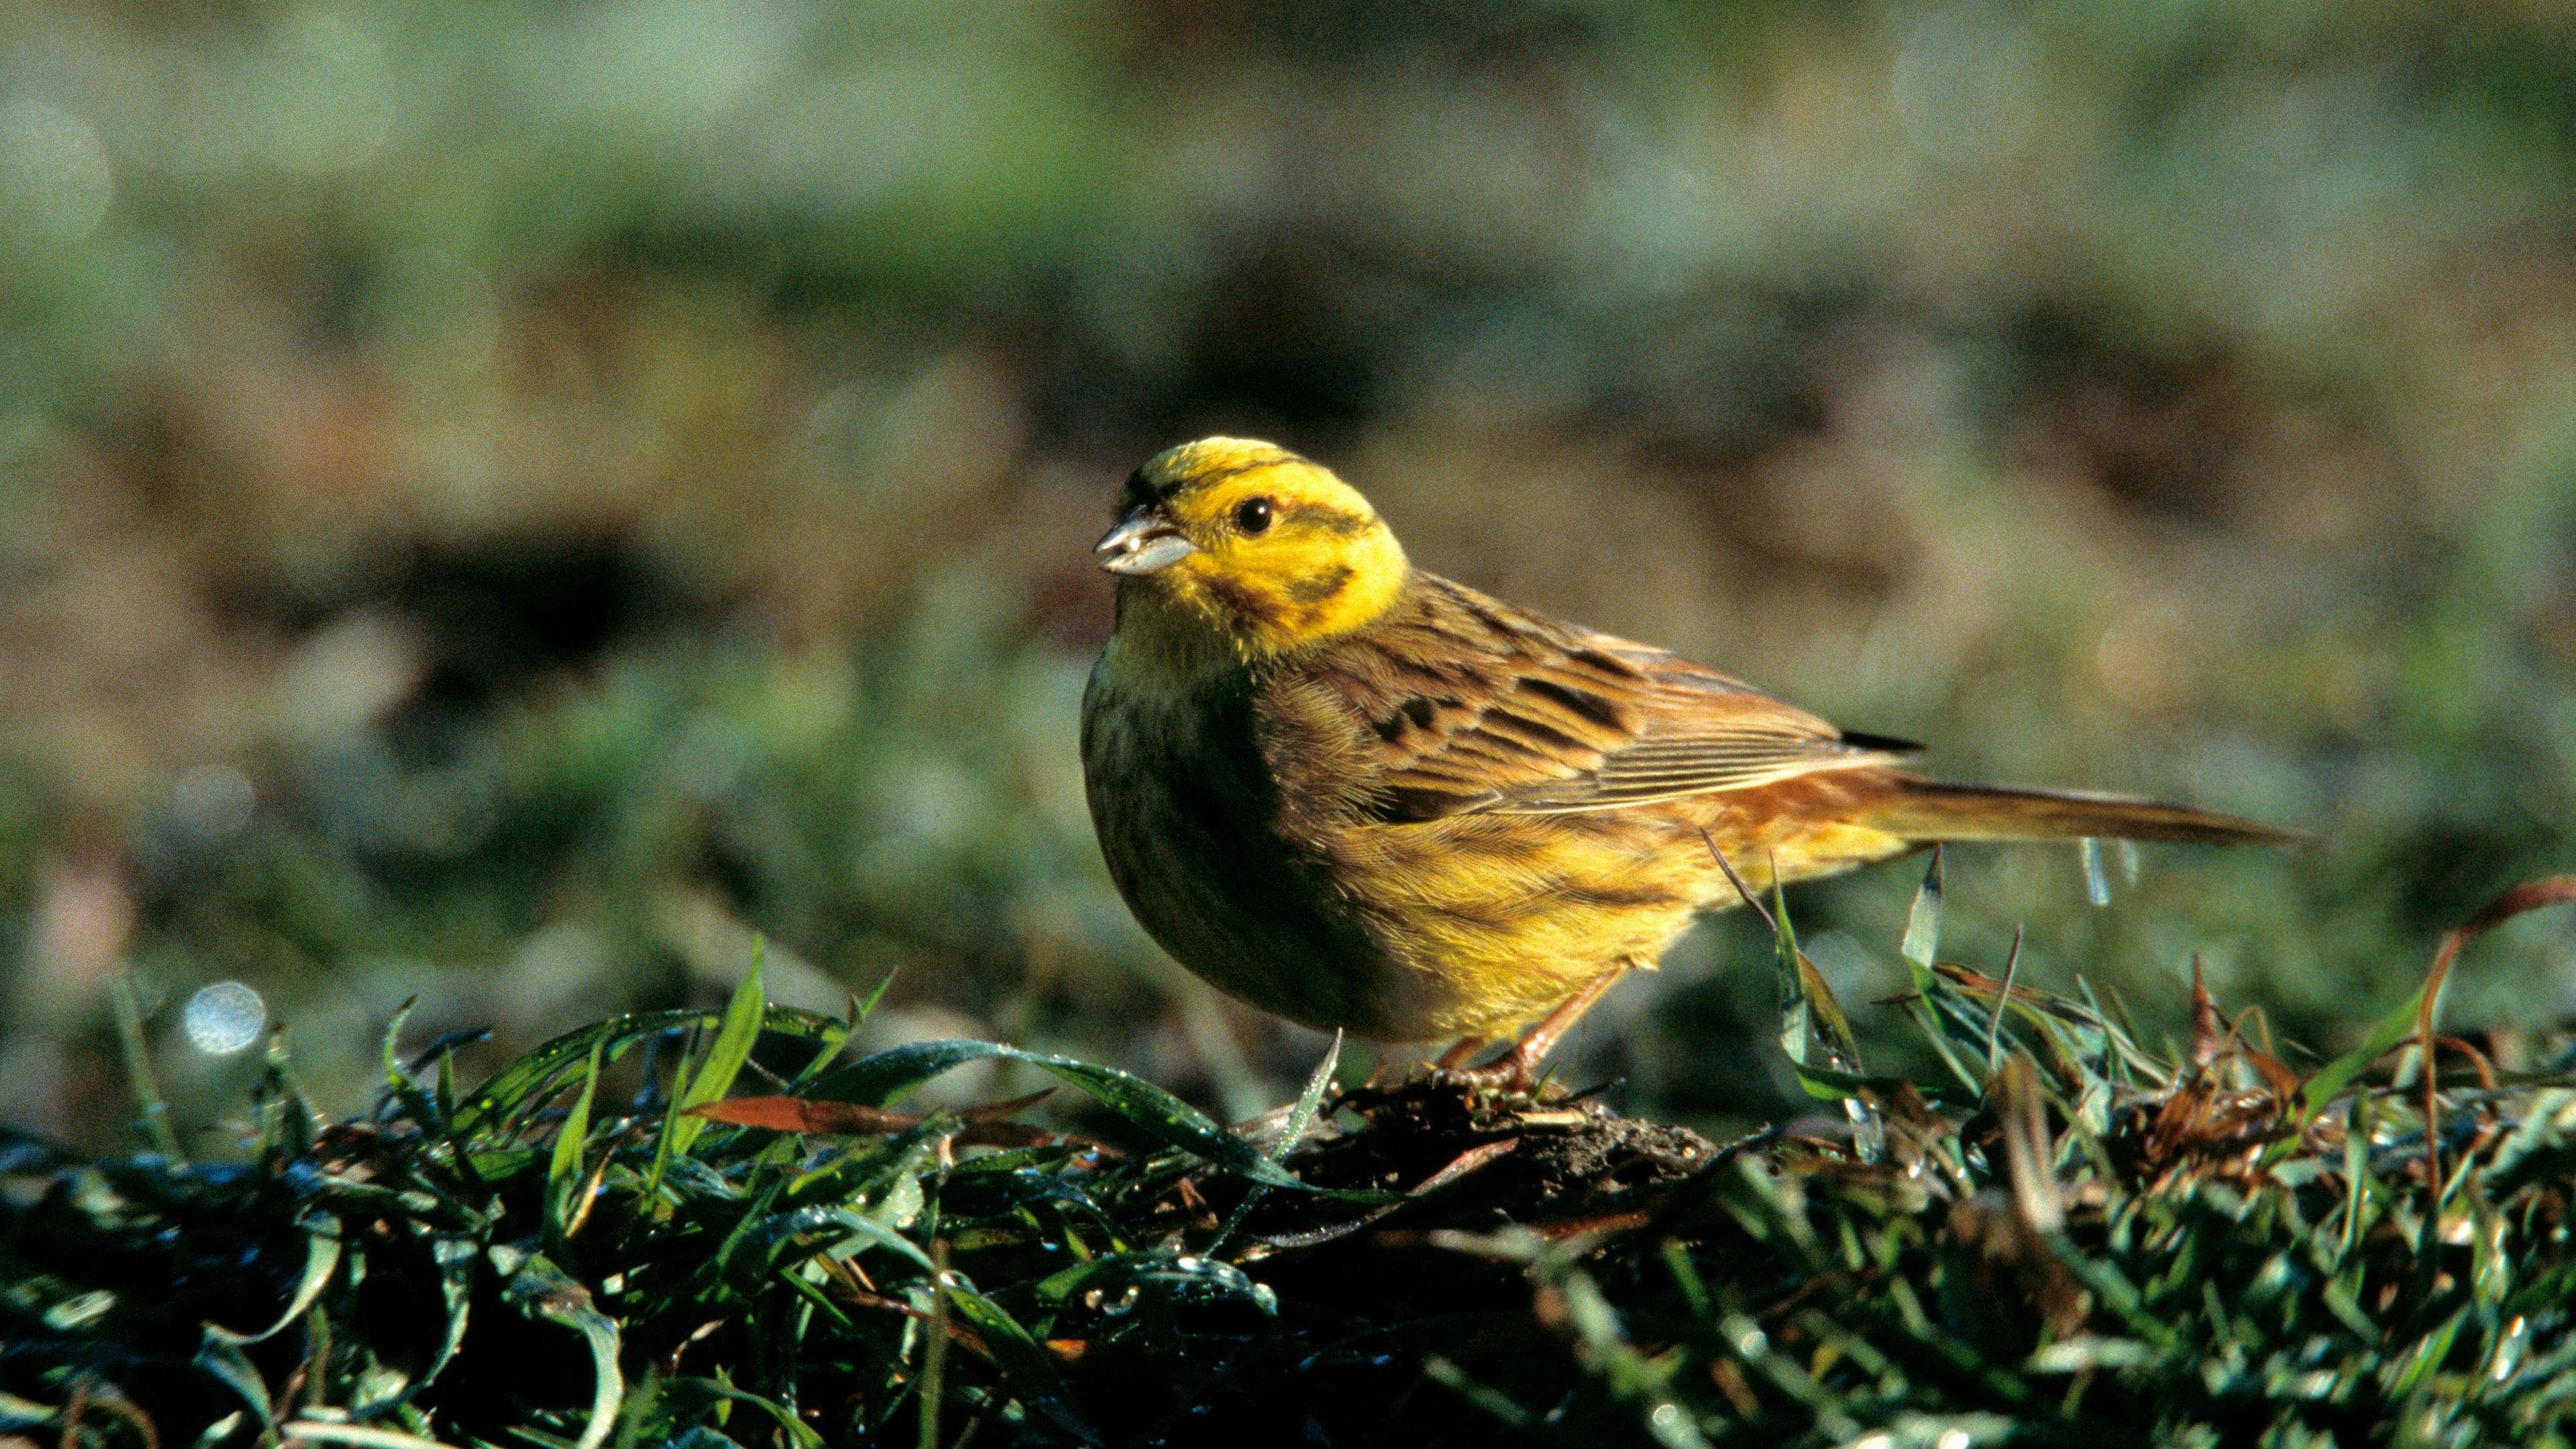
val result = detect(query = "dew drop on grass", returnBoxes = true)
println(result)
[182,980,265,1055]
[2079,837,2111,908]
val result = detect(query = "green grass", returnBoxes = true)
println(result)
[8,863,2576,1447]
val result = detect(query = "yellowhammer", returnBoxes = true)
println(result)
[1080,437,2298,1085]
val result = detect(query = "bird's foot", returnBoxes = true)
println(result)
[1425,965,1632,1099]
[1432,1043,1550,1097]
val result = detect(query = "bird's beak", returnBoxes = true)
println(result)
[1094,510,1197,576]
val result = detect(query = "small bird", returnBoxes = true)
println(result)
[1081,438,2299,1086]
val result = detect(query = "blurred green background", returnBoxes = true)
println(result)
[5,0,2573,1150]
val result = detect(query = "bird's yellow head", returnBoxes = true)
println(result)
[1095,437,1409,658]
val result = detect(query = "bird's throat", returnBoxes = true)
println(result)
[1106,585,1254,695]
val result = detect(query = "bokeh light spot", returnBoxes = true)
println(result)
[0,100,113,242]
[183,981,266,1056]
[172,765,257,841]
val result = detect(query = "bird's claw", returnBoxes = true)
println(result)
[1428,1046,1549,1097]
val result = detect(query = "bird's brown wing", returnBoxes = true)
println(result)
[1311,574,1919,823]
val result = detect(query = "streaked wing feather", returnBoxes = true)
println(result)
[1340,576,1916,822]
[1487,731,1915,812]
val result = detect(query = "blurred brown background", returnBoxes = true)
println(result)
[4,1,2573,1148]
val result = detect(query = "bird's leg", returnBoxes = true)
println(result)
[1434,1036,1489,1071]
[1444,965,1629,1094]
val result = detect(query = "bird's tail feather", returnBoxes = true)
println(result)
[1862,777,2306,847]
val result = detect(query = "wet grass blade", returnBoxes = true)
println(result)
[1276,1029,1342,1157]
[548,1040,604,1236]
[918,1241,949,1449]
[1894,850,1996,1094]
[1761,874,1866,1093]
[786,972,886,1090]
[206,1214,343,1346]
[810,1038,1315,1190]
[368,1236,480,1415]
[673,942,768,1150]
[494,1246,622,1449]
[652,1381,827,1449]
[280,1424,465,1449]
[1900,846,1943,982]
[379,996,447,1135]
[192,1331,276,1430]
[1210,1031,1342,1252]
[1705,844,1884,1159]
[1008,1051,1313,1190]
[451,1004,844,1142]
[649,945,766,1196]
[110,977,183,1163]
[939,1275,1102,1446]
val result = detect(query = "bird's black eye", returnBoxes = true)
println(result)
[1233,496,1274,535]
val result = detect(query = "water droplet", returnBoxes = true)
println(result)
[2079,837,2110,908]
[2118,839,2142,886]
[1080,1283,1140,1316]
[182,981,265,1055]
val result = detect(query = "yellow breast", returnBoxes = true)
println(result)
[1080,625,1703,1039]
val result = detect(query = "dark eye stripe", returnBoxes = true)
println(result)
[1281,503,1373,537]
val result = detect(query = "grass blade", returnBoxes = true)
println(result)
[810,1038,1313,1190]
[282,1424,466,1449]
[938,1271,1102,1446]
[549,1040,605,1236]
[494,1246,623,1449]
[1900,846,1943,987]
[1210,1031,1342,1252]
[674,941,769,1150]
[1896,850,1982,1093]
[1705,841,1883,1159]
[648,943,767,1196]
[206,1214,343,1346]
[111,977,184,1163]
[2291,877,2576,1146]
